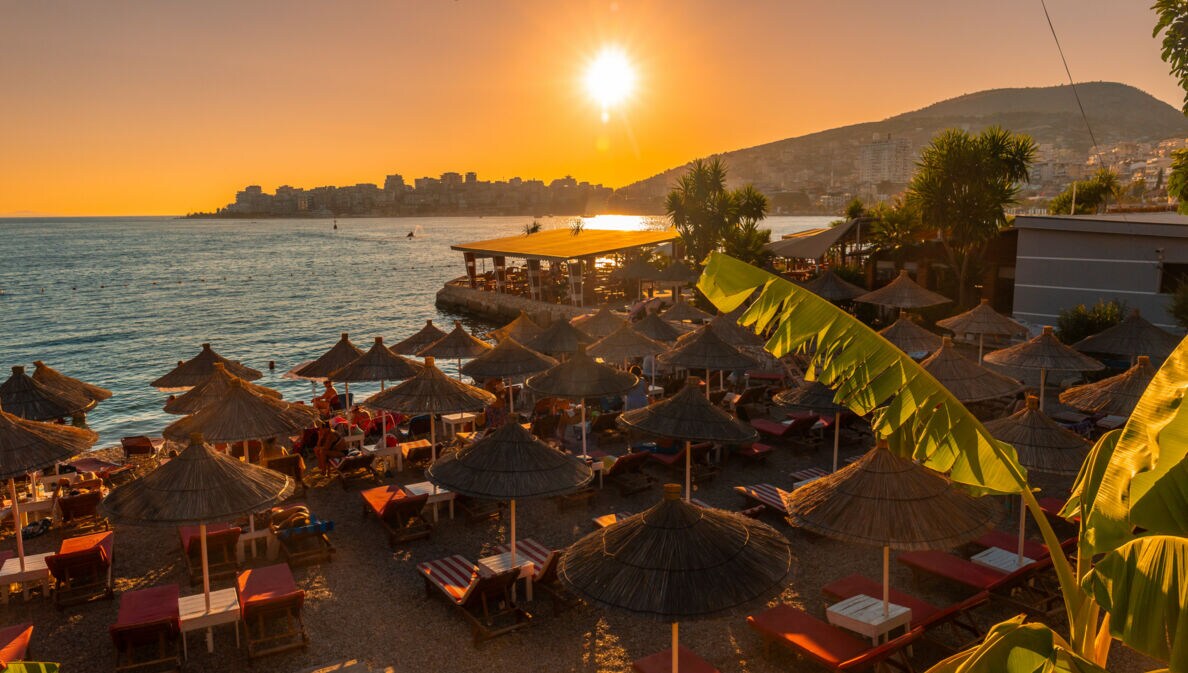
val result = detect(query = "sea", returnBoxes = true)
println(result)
[0,214,831,447]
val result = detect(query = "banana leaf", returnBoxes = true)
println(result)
[698,252,1026,495]
[925,616,1108,673]
[1081,535,1188,671]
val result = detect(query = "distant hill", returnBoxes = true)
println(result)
[611,82,1188,212]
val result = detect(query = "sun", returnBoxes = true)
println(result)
[584,47,636,121]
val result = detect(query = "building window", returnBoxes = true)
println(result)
[1160,263,1188,294]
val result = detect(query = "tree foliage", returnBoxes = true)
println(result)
[1166,148,1188,215]
[906,126,1035,307]
[1154,0,1188,114]
[1169,279,1188,331]
[665,158,772,266]
[866,197,926,257]
[1056,299,1126,345]
[1049,169,1122,215]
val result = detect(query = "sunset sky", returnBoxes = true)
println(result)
[2,1,1181,215]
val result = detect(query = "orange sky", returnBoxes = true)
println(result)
[1,1,1182,215]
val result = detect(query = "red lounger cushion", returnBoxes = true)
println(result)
[821,574,940,627]
[178,523,239,554]
[632,645,720,673]
[361,485,417,519]
[111,584,180,645]
[750,419,790,437]
[0,623,32,666]
[417,555,478,604]
[748,605,869,668]
[898,550,1006,590]
[975,530,1049,560]
[237,564,304,617]
[47,530,114,577]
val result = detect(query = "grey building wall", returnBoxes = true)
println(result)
[1013,214,1188,332]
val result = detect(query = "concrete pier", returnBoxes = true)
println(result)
[435,280,590,323]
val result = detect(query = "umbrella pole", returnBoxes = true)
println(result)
[580,401,588,459]
[10,479,24,571]
[200,523,211,611]
[1039,368,1047,411]
[684,440,691,503]
[506,377,514,415]
[672,622,679,673]
[430,418,438,495]
[978,333,985,364]
[705,369,711,399]
[832,411,841,472]
[882,545,890,618]
[510,499,517,566]
[1017,493,1027,567]
[457,358,462,382]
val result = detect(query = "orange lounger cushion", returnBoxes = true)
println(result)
[237,563,304,617]
[178,523,239,554]
[361,485,415,518]
[632,645,720,673]
[0,623,32,666]
[748,605,869,668]
[47,530,114,577]
[111,584,181,645]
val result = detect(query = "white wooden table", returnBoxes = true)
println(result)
[442,412,479,438]
[179,587,240,658]
[0,497,56,528]
[971,546,1034,573]
[0,552,53,605]
[477,550,536,600]
[403,481,455,521]
[236,528,278,564]
[826,594,912,645]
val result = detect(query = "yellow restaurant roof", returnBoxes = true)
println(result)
[451,227,680,261]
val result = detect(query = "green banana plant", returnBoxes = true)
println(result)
[697,251,1188,671]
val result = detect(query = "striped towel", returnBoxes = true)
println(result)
[417,554,478,604]
[791,467,829,488]
[492,538,552,570]
[733,484,789,513]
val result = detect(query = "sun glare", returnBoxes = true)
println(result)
[585,47,636,122]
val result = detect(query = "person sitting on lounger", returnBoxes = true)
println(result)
[313,381,340,416]
[313,424,347,472]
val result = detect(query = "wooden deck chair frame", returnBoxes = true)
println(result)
[184,527,240,586]
[378,493,433,547]
[242,593,308,659]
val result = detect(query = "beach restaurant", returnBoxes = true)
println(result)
[441,228,681,315]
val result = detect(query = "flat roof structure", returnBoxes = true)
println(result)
[451,228,680,262]
[767,219,857,260]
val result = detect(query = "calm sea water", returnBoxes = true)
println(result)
[0,214,830,446]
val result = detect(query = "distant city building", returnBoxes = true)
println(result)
[857,134,913,185]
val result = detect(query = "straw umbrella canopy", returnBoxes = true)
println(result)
[855,270,951,309]
[936,299,1028,363]
[427,421,592,566]
[571,306,628,340]
[31,361,112,405]
[774,381,847,471]
[363,357,496,462]
[878,312,943,357]
[660,300,713,323]
[634,312,686,343]
[782,444,997,616]
[661,326,758,398]
[619,381,756,499]
[920,337,1024,404]
[0,401,97,570]
[522,318,593,358]
[798,269,866,302]
[983,326,1104,410]
[460,338,557,414]
[588,323,669,365]
[487,311,543,344]
[390,319,448,356]
[700,310,765,348]
[526,346,637,457]
[418,320,493,363]
[561,484,792,673]
[165,363,282,415]
[611,257,659,280]
[0,366,94,422]
[330,337,423,387]
[151,343,262,392]
[1072,309,1181,362]
[652,260,700,285]
[100,432,293,611]
[1059,355,1155,418]
[289,333,363,381]
[162,377,317,447]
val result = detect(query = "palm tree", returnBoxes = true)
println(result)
[665,159,771,267]
[907,126,1035,307]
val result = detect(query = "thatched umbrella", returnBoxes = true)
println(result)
[0,366,94,422]
[151,343,262,392]
[418,321,493,379]
[782,444,996,616]
[660,300,712,323]
[288,333,363,381]
[634,312,686,343]
[526,346,637,457]
[774,381,846,471]
[487,311,542,344]
[700,310,765,348]
[653,260,699,285]
[427,422,592,566]
[936,299,1028,363]
[571,306,628,340]
[165,363,282,415]
[611,257,660,280]
[363,357,495,463]
[561,484,792,673]
[460,338,556,413]
[983,326,1104,410]
[390,319,448,356]
[0,401,97,570]
[328,337,424,439]
[985,395,1091,563]
[798,269,866,302]
[31,361,112,405]
[661,326,758,398]
[588,323,668,366]
[855,270,951,309]
[1072,309,1181,362]
[1059,355,1155,417]
[162,377,318,457]
[522,318,593,358]
[619,380,756,499]
[100,433,293,611]
[920,337,1023,404]
[877,312,943,357]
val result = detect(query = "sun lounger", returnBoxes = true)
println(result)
[417,555,531,644]
[791,467,829,488]
[898,550,1061,618]
[237,564,307,659]
[56,490,108,532]
[110,584,181,673]
[120,436,157,462]
[733,483,789,515]
[328,452,379,489]
[604,451,655,495]
[46,530,114,608]
[360,485,432,546]
[822,574,987,651]
[0,623,33,665]
[747,604,921,672]
[751,413,818,442]
[527,547,580,614]
[178,523,241,586]
[633,645,720,673]
[270,505,334,566]
[265,454,307,495]
[734,441,774,463]
[974,530,1049,560]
